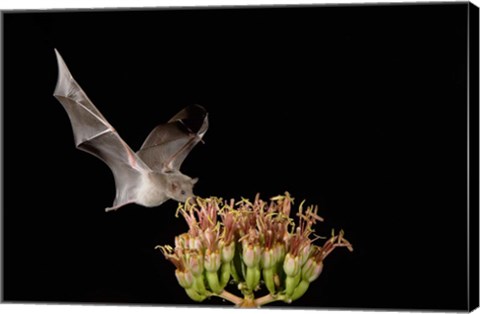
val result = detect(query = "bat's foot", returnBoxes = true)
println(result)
[105,200,133,212]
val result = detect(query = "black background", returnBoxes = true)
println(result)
[2,3,471,311]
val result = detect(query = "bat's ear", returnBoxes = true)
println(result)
[191,177,199,184]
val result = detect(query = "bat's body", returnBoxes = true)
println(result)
[53,49,208,212]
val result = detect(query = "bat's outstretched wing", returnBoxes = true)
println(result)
[53,49,149,211]
[137,105,208,173]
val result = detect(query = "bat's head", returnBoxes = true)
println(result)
[167,173,199,203]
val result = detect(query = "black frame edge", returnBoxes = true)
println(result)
[468,1,480,312]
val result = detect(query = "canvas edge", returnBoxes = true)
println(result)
[468,1,480,312]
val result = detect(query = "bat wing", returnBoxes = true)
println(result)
[53,49,149,210]
[136,105,208,172]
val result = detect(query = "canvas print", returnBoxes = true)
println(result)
[2,2,479,311]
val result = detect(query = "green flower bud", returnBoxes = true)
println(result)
[175,269,194,289]
[273,242,285,264]
[220,262,231,288]
[284,272,301,297]
[185,287,207,302]
[242,243,261,268]
[204,250,221,272]
[283,253,300,277]
[290,280,310,301]
[221,241,235,263]
[246,266,261,291]
[302,259,324,282]
[206,270,222,293]
[262,267,276,295]
[193,275,207,295]
[261,249,274,269]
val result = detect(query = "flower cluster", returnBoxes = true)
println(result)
[157,193,352,307]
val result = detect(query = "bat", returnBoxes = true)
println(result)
[53,49,208,212]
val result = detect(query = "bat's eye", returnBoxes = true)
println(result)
[181,190,186,195]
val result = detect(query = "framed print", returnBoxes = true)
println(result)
[2,1,479,311]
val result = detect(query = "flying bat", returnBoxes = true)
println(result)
[53,49,208,212]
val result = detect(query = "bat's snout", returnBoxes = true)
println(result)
[186,196,197,206]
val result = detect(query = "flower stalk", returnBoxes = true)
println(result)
[156,193,353,307]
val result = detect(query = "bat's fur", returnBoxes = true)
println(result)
[53,49,208,212]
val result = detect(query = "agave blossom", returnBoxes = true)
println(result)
[157,193,353,307]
